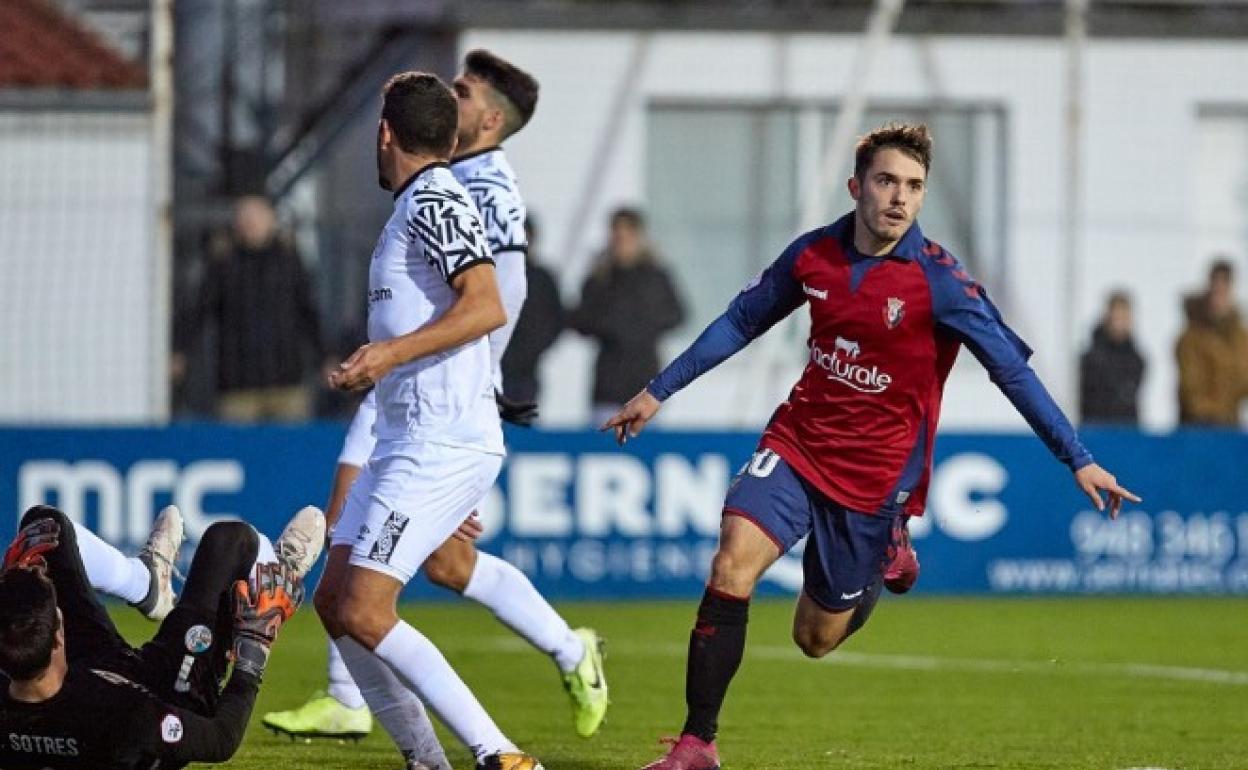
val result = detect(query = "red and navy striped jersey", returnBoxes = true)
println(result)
[649,212,1091,516]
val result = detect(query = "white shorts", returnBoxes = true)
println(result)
[337,390,378,468]
[332,440,503,583]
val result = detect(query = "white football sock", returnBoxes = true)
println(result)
[463,552,585,673]
[335,636,450,770]
[242,532,279,593]
[327,639,366,709]
[374,620,515,762]
[72,521,149,604]
[253,531,277,566]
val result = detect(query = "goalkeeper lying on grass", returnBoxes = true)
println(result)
[0,503,324,769]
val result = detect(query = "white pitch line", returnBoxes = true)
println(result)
[462,637,1248,687]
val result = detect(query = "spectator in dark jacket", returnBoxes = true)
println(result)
[1079,290,1145,425]
[175,196,327,422]
[570,207,685,424]
[501,216,565,405]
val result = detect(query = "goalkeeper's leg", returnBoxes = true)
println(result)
[135,520,261,713]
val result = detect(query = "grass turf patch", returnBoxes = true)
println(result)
[109,596,1248,769]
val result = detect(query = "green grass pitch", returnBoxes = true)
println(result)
[112,596,1248,769]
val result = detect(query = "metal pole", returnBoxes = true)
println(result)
[799,0,905,231]
[1063,0,1088,415]
[556,33,652,297]
[754,0,903,416]
[150,0,175,422]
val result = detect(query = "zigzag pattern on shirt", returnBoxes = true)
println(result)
[465,180,525,253]
[409,189,493,282]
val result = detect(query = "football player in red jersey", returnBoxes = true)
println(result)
[605,122,1139,770]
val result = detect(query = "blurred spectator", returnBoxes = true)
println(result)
[1176,259,1248,427]
[1079,290,1145,425]
[174,196,328,422]
[570,207,685,424]
[501,216,565,405]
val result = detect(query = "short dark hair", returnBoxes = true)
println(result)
[0,568,58,680]
[1106,289,1132,311]
[854,122,933,180]
[1210,258,1234,284]
[610,207,645,231]
[381,72,458,156]
[464,49,539,138]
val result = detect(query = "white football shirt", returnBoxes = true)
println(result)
[451,147,528,389]
[365,162,503,455]
[340,149,531,466]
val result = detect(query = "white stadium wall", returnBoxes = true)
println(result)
[461,30,1248,431]
[0,104,161,423]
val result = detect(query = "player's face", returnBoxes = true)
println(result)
[1107,301,1133,339]
[453,73,491,149]
[849,148,927,248]
[233,197,275,249]
[609,220,645,263]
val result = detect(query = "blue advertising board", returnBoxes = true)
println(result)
[2,425,1246,598]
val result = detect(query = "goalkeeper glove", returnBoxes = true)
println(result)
[232,562,303,680]
[3,518,61,572]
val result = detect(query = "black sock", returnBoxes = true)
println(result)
[682,588,750,743]
[178,521,258,615]
[846,576,883,638]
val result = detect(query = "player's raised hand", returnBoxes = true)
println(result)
[328,342,398,391]
[601,389,661,445]
[1073,463,1140,520]
[232,562,304,679]
[3,517,61,572]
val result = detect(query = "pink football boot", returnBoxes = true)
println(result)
[884,514,919,594]
[639,735,720,770]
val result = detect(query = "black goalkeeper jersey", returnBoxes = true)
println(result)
[0,665,258,770]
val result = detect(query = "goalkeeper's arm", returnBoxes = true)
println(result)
[158,562,303,765]
[151,671,260,764]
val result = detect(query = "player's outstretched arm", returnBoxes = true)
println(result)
[923,249,1142,519]
[154,562,304,765]
[1073,463,1140,520]
[601,233,817,446]
[329,264,505,391]
[602,389,662,445]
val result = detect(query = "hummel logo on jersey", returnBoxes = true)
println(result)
[810,338,893,393]
[368,287,393,304]
[803,283,828,300]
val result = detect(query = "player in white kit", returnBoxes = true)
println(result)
[264,52,608,761]
[314,71,542,770]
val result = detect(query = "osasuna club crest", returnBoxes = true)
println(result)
[883,297,905,329]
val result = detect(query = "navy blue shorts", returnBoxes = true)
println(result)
[724,448,895,611]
